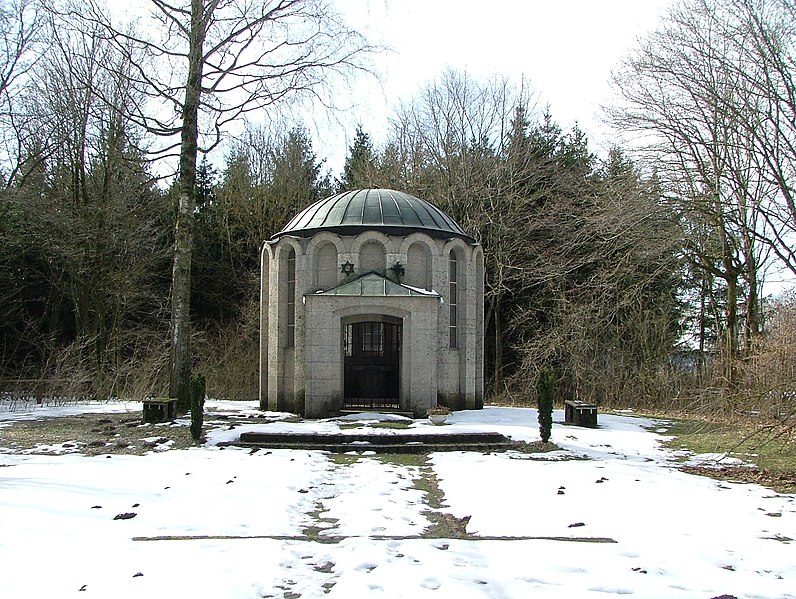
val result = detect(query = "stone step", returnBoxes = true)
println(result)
[235,431,516,453]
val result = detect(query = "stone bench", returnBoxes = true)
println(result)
[564,399,598,428]
[142,398,178,423]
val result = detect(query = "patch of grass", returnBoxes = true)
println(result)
[330,452,425,467]
[653,418,736,437]
[0,413,195,455]
[370,421,412,429]
[658,417,796,493]
[329,453,362,466]
[373,453,426,467]
[301,500,340,543]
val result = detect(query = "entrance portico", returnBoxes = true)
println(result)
[300,273,442,418]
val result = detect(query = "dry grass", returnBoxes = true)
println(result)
[653,416,796,493]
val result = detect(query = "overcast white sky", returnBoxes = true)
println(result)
[315,0,675,172]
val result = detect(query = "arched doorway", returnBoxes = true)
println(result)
[343,319,401,410]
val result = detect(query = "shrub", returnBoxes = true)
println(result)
[190,373,206,442]
[536,367,555,443]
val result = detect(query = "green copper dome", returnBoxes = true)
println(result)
[272,188,475,243]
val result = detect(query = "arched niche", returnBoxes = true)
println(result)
[316,242,339,290]
[405,241,432,291]
[359,240,386,273]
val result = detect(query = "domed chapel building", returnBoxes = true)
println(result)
[259,188,484,418]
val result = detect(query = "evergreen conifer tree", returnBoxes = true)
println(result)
[340,125,377,190]
[536,367,555,443]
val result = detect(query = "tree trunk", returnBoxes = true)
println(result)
[493,299,503,391]
[169,0,205,410]
[724,274,738,387]
[744,253,761,354]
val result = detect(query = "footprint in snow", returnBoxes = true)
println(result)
[421,578,441,590]
[356,563,378,573]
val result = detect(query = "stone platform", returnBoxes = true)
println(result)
[235,430,516,453]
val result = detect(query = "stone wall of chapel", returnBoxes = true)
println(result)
[259,243,271,410]
[474,248,485,406]
[260,229,483,416]
[266,241,292,411]
[435,238,480,410]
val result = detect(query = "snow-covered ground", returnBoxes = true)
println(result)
[0,400,793,598]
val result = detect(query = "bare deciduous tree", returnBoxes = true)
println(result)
[608,0,776,384]
[0,7,169,393]
[721,0,796,275]
[0,0,44,185]
[387,70,539,389]
[66,0,374,405]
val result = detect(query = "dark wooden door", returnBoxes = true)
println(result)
[344,321,401,409]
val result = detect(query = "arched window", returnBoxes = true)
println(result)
[286,247,296,347]
[449,252,458,348]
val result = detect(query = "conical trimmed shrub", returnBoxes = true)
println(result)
[190,373,206,442]
[536,367,555,443]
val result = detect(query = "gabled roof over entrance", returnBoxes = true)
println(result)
[273,188,476,244]
[311,272,440,298]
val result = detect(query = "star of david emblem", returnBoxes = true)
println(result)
[340,260,355,275]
